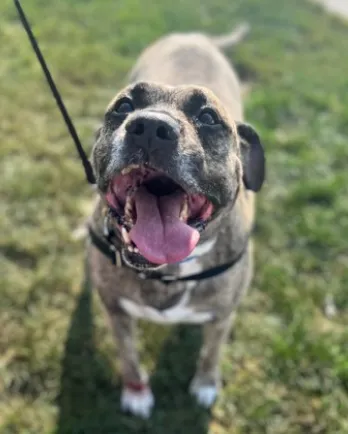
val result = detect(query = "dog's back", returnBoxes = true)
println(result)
[129,24,249,121]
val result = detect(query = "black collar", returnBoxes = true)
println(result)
[88,225,248,285]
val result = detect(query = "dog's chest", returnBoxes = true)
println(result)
[119,239,216,324]
[119,289,212,324]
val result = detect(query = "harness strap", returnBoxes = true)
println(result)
[88,225,248,284]
[89,224,123,266]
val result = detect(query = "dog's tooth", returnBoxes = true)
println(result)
[125,195,133,220]
[128,245,134,252]
[200,199,212,218]
[133,247,139,254]
[180,196,189,221]
[122,226,131,244]
[121,164,140,175]
[121,167,132,175]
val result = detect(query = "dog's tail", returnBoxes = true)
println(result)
[211,22,250,50]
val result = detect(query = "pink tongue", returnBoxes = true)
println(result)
[129,187,200,264]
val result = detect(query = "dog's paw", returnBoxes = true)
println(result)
[121,384,154,418]
[189,378,219,408]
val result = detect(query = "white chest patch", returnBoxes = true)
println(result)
[119,290,213,324]
[119,238,217,325]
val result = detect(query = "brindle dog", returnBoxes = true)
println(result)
[86,23,265,418]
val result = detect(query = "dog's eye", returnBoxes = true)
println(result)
[198,109,219,126]
[113,98,134,114]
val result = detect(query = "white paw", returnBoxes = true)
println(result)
[190,383,218,408]
[121,386,154,418]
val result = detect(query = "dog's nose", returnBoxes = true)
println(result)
[125,112,179,151]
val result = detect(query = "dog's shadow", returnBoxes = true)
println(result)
[56,277,211,434]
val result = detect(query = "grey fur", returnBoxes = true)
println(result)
[86,24,265,417]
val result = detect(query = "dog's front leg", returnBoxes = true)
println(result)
[109,311,154,418]
[190,314,234,408]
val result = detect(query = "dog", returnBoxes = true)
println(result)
[86,23,265,418]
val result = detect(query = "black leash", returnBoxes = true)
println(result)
[13,0,96,185]
[88,225,248,285]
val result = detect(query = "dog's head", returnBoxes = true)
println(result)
[92,82,265,270]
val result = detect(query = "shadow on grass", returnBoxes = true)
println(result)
[56,273,211,434]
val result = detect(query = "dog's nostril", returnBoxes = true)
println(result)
[156,125,171,140]
[133,122,145,136]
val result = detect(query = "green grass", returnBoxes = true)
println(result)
[1,0,348,432]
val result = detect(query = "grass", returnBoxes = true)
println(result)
[1,0,348,432]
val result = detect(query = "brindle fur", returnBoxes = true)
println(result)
[86,23,265,416]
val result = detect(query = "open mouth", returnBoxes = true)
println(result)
[105,165,214,265]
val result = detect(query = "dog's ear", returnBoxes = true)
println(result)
[237,122,265,192]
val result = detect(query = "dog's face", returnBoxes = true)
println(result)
[92,82,265,270]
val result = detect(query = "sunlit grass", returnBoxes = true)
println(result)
[1,0,348,432]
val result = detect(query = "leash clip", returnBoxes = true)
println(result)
[109,244,122,267]
[137,272,147,280]
[137,272,177,284]
[103,214,110,237]
[160,274,177,283]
